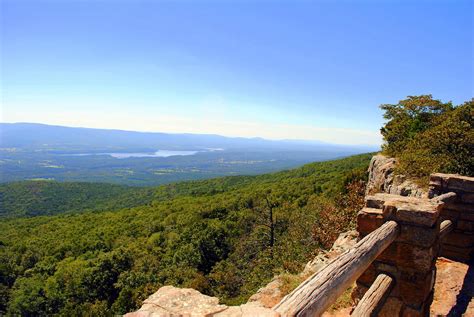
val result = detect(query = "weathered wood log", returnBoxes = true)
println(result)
[351,273,394,317]
[273,221,399,317]
[439,220,453,240]
[432,192,457,204]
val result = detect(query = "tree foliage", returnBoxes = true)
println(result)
[0,153,372,315]
[380,95,473,178]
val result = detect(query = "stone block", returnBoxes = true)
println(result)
[366,193,421,209]
[379,297,403,317]
[399,270,435,307]
[378,242,437,272]
[430,173,474,193]
[385,198,442,227]
[445,201,474,214]
[457,220,474,232]
[461,192,474,204]
[397,223,438,248]
[402,305,424,317]
[440,244,473,263]
[443,231,474,248]
[357,263,377,286]
[439,207,460,222]
[357,208,385,235]
[365,193,395,209]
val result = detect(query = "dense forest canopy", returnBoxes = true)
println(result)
[380,95,473,179]
[0,154,371,316]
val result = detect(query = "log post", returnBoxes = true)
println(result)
[351,274,394,317]
[273,221,399,317]
[439,220,453,240]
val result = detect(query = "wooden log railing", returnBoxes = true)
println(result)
[272,199,456,317]
[439,219,453,240]
[351,273,394,317]
[273,221,399,317]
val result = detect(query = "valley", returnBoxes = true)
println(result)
[0,123,377,186]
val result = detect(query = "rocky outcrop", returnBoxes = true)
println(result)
[366,154,427,198]
[124,286,279,317]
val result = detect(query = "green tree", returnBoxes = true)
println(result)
[380,95,453,155]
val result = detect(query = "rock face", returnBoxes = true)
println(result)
[124,286,227,317]
[366,154,427,198]
[124,286,279,317]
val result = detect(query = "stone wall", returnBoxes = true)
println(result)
[355,193,443,316]
[355,167,474,316]
[429,173,474,263]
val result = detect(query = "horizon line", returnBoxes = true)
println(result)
[0,121,382,148]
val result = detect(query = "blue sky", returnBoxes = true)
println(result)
[1,0,472,145]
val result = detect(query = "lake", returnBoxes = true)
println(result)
[68,150,199,159]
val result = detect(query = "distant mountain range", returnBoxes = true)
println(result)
[0,122,378,153]
[0,123,379,185]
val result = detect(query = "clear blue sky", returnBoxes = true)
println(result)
[1,0,472,145]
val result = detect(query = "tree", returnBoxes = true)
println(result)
[380,95,453,155]
[252,191,279,258]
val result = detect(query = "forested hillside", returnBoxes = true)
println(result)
[0,182,155,218]
[0,153,371,316]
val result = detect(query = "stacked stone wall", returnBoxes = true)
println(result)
[429,173,474,263]
[355,172,474,316]
[355,193,442,316]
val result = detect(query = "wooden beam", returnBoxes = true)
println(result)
[439,220,453,240]
[273,221,399,317]
[351,273,394,317]
[431,192,457,204]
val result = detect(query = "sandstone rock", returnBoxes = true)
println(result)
[365,193,443,227]
[366,154,397,195]
[384,198,442,227]
[430,173,474,194]
[246,277,283,308]
[213,303,280,317]
[378,297,403,317]
[366,155,427,198]
[357,208,384,236]
[430,257,474,316]
[125,286,280,317]
[124,286,227,317]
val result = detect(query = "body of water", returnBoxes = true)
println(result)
[68,150,200,159]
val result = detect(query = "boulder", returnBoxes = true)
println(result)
[366,154,427,198]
